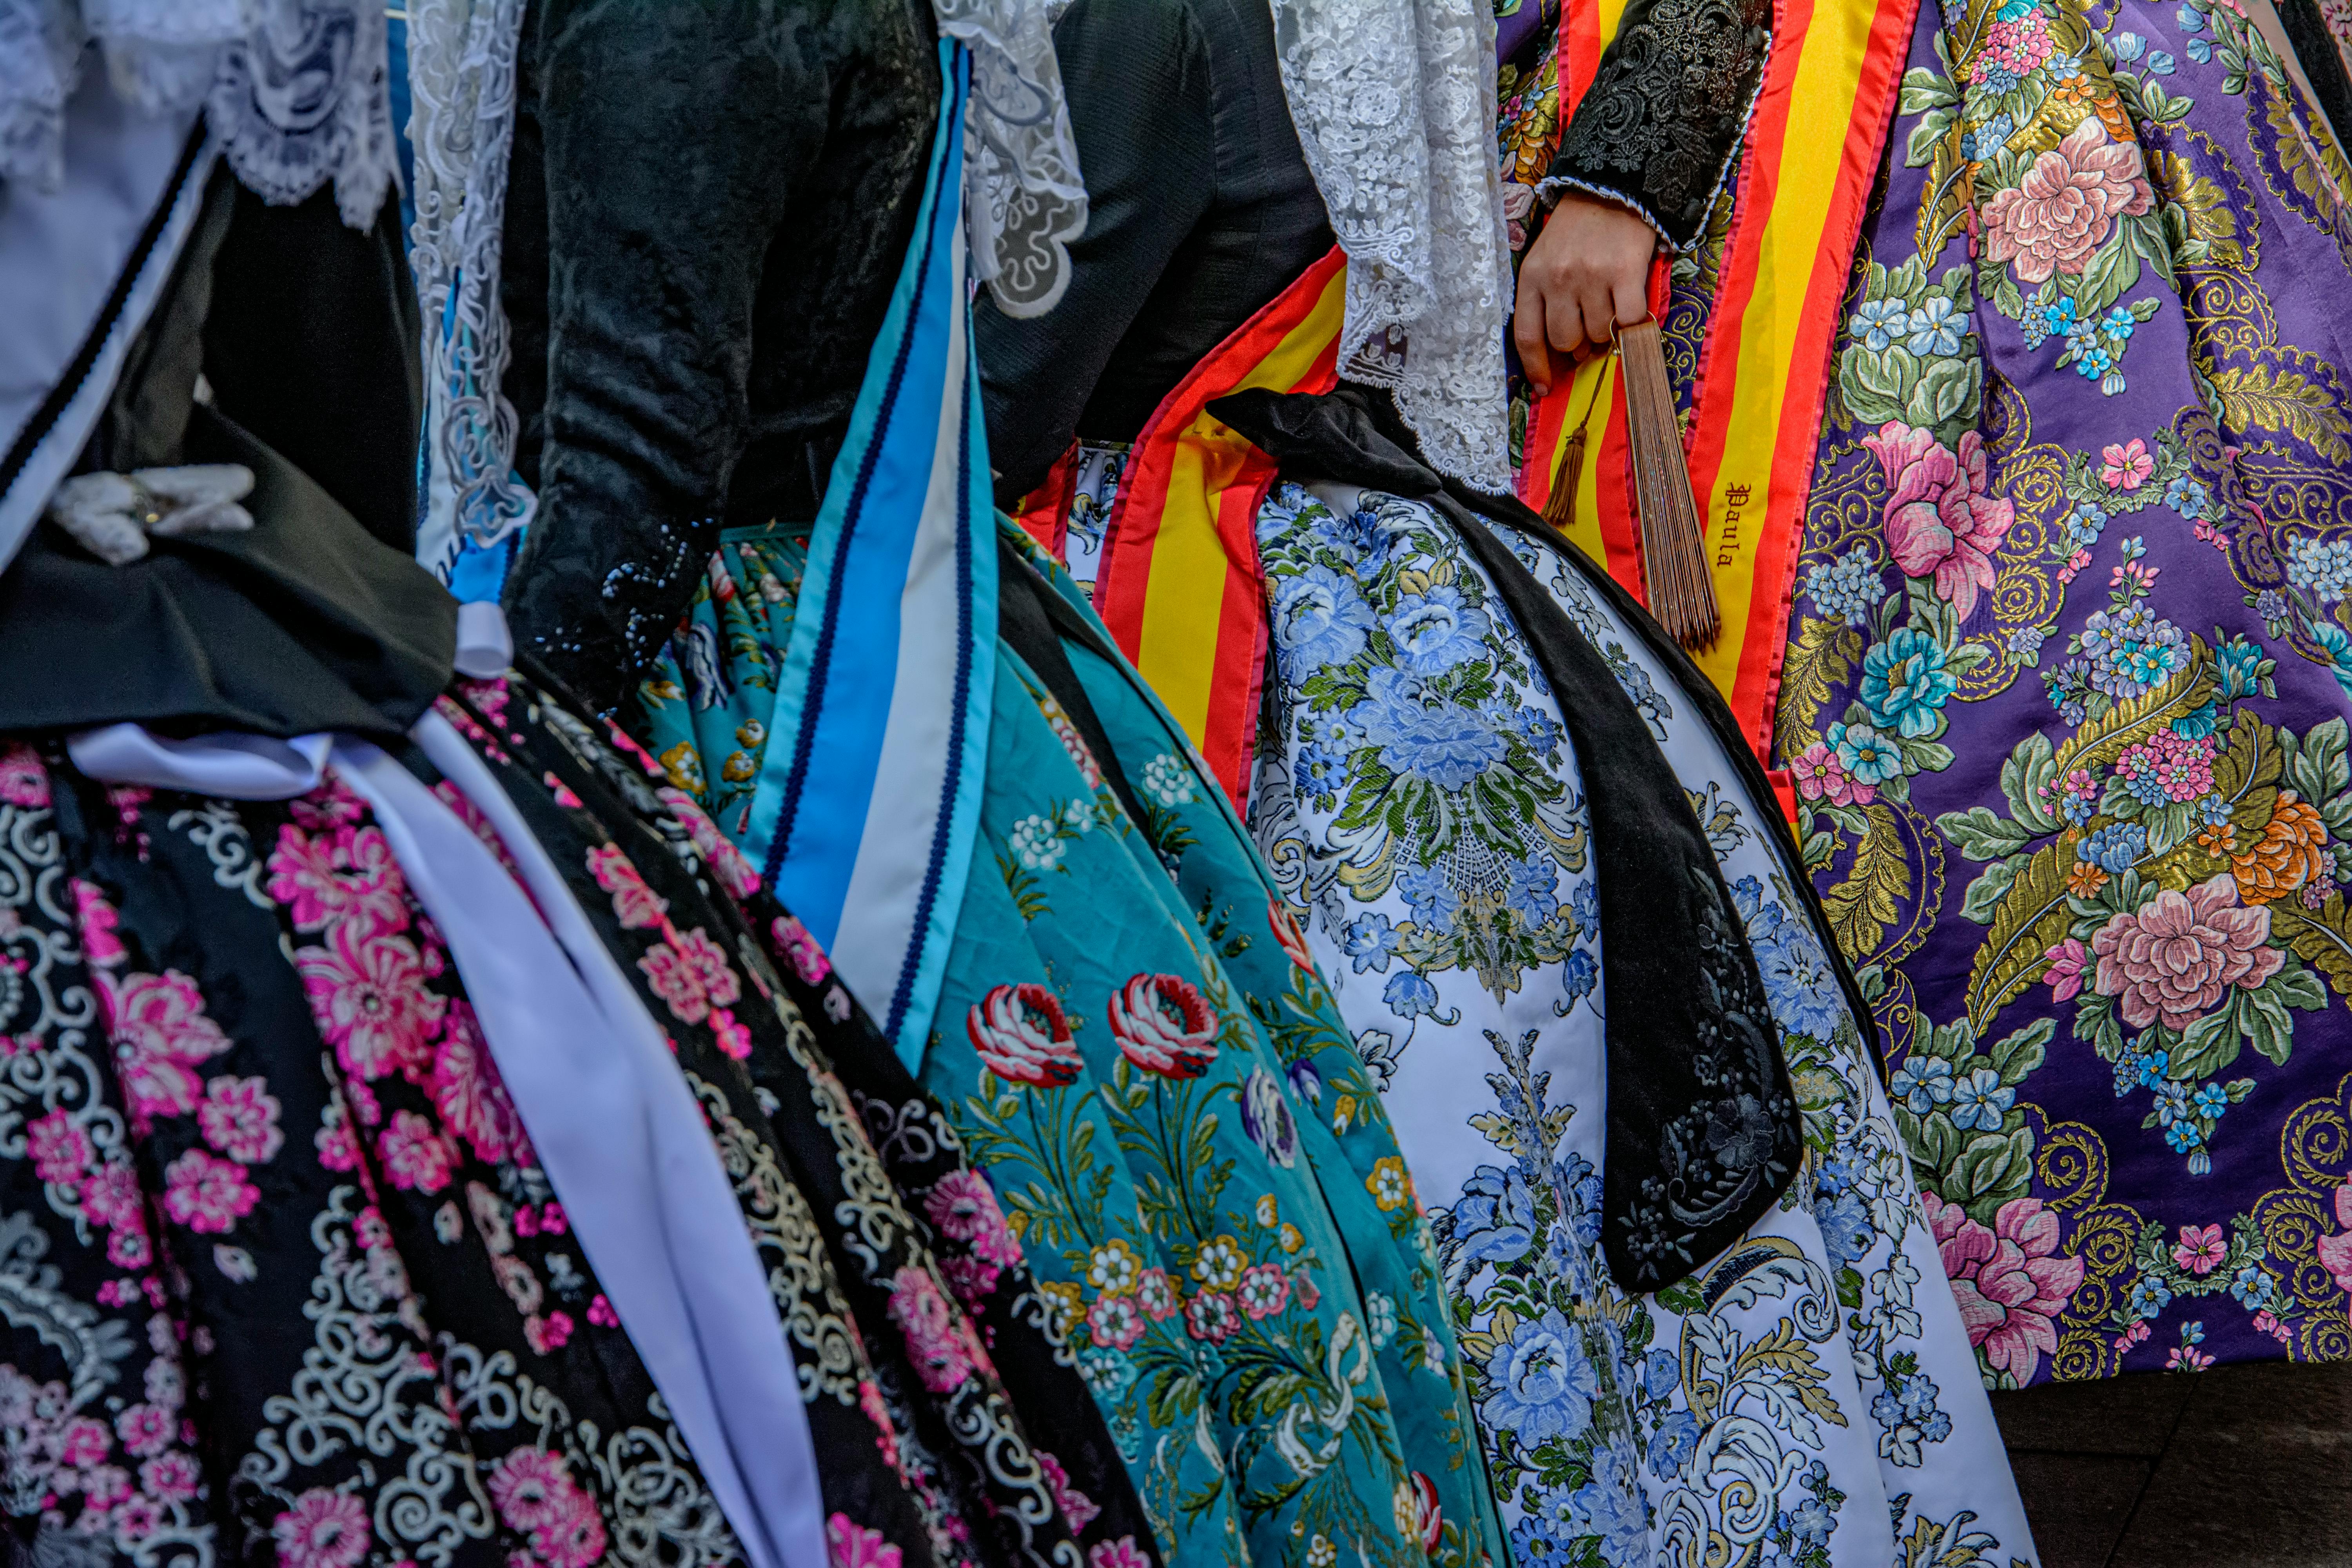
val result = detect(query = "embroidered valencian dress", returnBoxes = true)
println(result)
[538,15,1502,1568]
[0,15,1143,1568]
[1773,0,2352,1378]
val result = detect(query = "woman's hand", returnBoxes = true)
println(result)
[1512,192,1661,397]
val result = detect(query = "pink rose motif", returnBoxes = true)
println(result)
[431,1005,524,1166]
[1086,1293,1145,1350]
[922,1169,1022,1266]
[636,927,740,1026]
[1236,1263,1290,1320]
[98,969,231,1134]
[2100,438,2155,492]
[1038,1450,1101,1533]
[378,1110,454,1194]
[2171,1222,2226,1276]
[267,824,407,936]
[586,845,668,930]
[2089,874,2283,1031]
[81,1161,145,1232]
[828,1515,903,1568]
[2314,1184,2352,1294]
[0,741,49,806]
[533,1495,609,1568]
[1089,1539,1151,1568]
[315,1116,362,1172]
[1862,422,2015,621]
[72,880,126,969]
[1267,895,1314,971]
[1922,1191,2084,1385]
[657,787,760,898]
[967,983,1083,1088]
[25,1109,92,1185]
[1107,973,1220,1080]
[1981,119,2154,283]
[1184,1290,1240,1344]
[113,1403,172,1457]
[271,1486,370,1568]
[56,1416,111,1469]
[886,1265,978,1393]
[489,1447,579,1533]
[296,922,447,1082]
[770,915,832,984]
[938,1254,1000,1307]
[2043,937,2087,1003]
[1789,741,1871,807]
[525,1310,575,1356]
[198,1076,284,1165]
[138,1452,201,1503]
[708,1007,752,1060]
[161,1149,258,1234]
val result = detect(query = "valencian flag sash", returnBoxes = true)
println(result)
[1522,0,1921,761]
[739,42,997,1070]
[1084,247,1349,806]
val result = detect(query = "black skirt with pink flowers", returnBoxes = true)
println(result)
[0,671,1154,1568]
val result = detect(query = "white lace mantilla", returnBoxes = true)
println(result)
[0,0,395,230]
[406,0,535,574]
[935,0,1088,319]
[1268,0,1514,490]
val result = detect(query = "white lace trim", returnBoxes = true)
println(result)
[0,0,396,231]
[1268,0,1514,490]
[407,0,535,574]
[935,0,1088,319]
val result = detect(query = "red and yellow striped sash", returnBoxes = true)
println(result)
[1521,0,1919,762]
[1089,248,1349,806]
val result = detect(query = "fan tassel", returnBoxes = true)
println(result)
[1615,317,1719,652]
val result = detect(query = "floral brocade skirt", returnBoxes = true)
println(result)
[637,522,1507,1568]
[0,673,1149,1568]
[1778,0,2352,1377]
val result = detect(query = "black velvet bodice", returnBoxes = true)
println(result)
[499,0,942,715]
[973,0,1334,503]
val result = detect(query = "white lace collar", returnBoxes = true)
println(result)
[1269,0,1514,490]
[938,0,1089,318]
[0,0,396,229]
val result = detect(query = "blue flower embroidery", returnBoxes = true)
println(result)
[1480,1309,1600,1445]
[1384,584,1492,675]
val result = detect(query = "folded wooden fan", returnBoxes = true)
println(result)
[1543,318,1719,651]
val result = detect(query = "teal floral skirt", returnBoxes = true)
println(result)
[639,520,1504,1568]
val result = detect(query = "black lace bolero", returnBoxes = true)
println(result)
[1545,0,1771,249]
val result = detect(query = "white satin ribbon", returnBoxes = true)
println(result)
[67,721,828,1568]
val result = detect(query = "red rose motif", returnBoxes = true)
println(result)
[1922,1192,2083,1385]
[1861,422,2014,621]
[1108,973,1220,1079]
[1408,1472,1443,1555]
[2089,873,2283,1031]
[1981,119,2153,283]
[1268,895,1314,971]
[967,983,1082,1087]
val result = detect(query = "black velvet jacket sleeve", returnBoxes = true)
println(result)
[975,0,1332,503]
[501,0,938,716]
[1545,0,1770,249]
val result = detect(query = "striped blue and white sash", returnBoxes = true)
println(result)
[742,43,997,1071]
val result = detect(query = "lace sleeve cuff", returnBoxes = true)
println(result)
[1546,0,1769,250]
